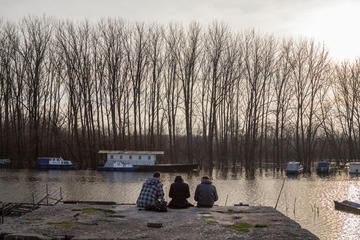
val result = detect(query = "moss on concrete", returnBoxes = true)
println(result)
[72,208,116,216]
[47,220,79,229]
[227,223,254,232]
[206,221,218,225]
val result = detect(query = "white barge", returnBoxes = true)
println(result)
[97,150,198,172]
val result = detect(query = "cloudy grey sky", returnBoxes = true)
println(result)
[1,0,359,61]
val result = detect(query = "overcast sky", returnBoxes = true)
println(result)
[1,0,359,61]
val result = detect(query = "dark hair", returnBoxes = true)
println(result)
[153,172,161,178]
[174,176,183,182]
[202,175,210,180]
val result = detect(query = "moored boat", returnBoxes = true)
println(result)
[316,161,330,173]
[286,162,303,174]
[349,162,360,174]
[35,157,76,170]
[97,150,198,172]
[0,159,11,168]
[334,200,360,214]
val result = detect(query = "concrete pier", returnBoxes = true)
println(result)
[0,204,318,240]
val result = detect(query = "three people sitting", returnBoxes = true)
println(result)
[137,173,218,211]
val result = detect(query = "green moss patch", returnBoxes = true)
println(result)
[227,223,254,232]
[25,217,42,221]
[47,220,79,229]
[254,224,268,228]
[72,208,116,216]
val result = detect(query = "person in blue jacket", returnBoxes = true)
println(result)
[194,176,218,208]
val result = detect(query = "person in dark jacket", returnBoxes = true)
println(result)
[137,172,167,211]
[168,176,194,209]
[194,176,218,208]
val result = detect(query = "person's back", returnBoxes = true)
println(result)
[168,176,192,208]
[194,176,218,208]
[136,172,166,211]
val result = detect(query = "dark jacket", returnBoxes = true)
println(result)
[194,178,218,207]
[136,177,164,208]
[168,180,192,208]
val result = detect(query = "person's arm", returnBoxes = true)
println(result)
[185,183,190,198]
[194,186,199,201]
[213,186,218,202]
[169,184,174,198]
[157,183,165,200]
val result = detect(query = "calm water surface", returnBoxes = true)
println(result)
[1,168,359,240]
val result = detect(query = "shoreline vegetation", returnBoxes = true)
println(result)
[0,17,359,174]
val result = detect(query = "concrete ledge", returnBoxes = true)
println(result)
[0,204,318,240]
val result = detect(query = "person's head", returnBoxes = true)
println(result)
[202,175,210,180]
[174,175,183,182]
[153,172,161,179]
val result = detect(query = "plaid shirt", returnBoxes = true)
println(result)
[136,177,165,207]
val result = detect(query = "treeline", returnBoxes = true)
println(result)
[0,17,359,172]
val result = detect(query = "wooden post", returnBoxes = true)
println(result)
[1,203,4,224]
[32,193,35,204]
[60,187,62,200]
[46,184,49,206]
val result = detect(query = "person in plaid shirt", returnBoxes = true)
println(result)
[136,172,167,211]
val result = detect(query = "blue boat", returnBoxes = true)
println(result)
[35,157,76,170]
[0,159,11,168]
[316,161,330,173]
[286,162,303,174]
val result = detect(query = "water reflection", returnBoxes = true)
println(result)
[1,168,360,239]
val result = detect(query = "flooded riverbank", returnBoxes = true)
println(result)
[1,168,359,239]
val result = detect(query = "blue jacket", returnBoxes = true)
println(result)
[194,179,218,207]
[137,177,165,208]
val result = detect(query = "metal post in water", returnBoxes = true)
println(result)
[1,203,4,224]
[46,184,49,206]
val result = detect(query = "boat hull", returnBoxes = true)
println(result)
[285,169,303,174]
[97,166,139,171]
[316,168,329,173]
[35,164,76,170]
[97,163,199,172]
[136,163,199,172]
[334,200,360,215]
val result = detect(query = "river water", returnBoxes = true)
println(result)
[0,168,359,239]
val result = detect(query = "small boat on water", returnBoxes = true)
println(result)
[0,159,11,168]
[334,200,360,214]
[285,162,303,174]
[35,157,76,170]
[97,150,199,172]
[349,162,360,174]
[316,161,332,173]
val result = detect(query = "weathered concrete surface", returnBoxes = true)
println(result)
[0,204,318,240]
